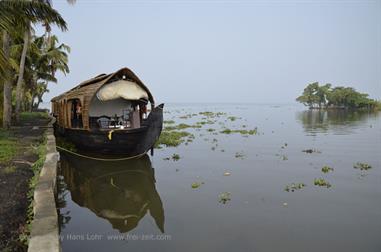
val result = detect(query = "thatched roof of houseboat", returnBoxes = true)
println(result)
[51,67,154,104]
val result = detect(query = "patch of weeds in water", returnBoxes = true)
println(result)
[353,162,372,171]
[218,192,231,204]
[172,153,180,161]
[302,148,321,154]
[163,153,181,161]
[191,181,204,189]
[164,120,175,124]
[321,166,334,173]
[235,151,246,159]
[179,114,191,119]
[314,178,331,188]
[227,116,240,121]
[284,183,306,192]
[196,120,216,126]
[207,128,215,132]
[165,123,201,131]
[155,131,192,147]
[199,111,226,118]
[220,128,258,135]
[281,155,288,161]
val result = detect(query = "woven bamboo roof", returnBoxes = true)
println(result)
[51,67,154,104]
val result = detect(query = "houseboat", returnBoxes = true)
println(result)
[51,67,164,156]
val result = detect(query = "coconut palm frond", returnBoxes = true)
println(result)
[0,0,68,31]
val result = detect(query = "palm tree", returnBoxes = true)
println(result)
[1,30,11,128]
[1,0,70,127]
[27,34,70,110]
[12,0,67,123]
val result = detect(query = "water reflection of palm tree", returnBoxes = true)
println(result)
[59,153,164,233]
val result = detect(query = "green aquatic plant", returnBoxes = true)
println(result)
[155,131,192,147]
[172,153,180,161]
[165,123,201,131]
[196,119,216,126]
[199,111,226,118]
[302,148,322,154]
[191,182,204,189]
[284,183,306,192]
[218,192,231,204]
[321,166,334,173]
[207,128,215,132]
[163,153,181,161]
[179,114,193,119]
[227,116,240,121]
[164,120,175,124]
[235,152,245,159]
[314,178,331,188]
[220,128,232,134]
[353,162,372,170]
[220,128,258,135]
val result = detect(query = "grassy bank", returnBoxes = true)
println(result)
[19,136,47,246]
[0,112,50,251]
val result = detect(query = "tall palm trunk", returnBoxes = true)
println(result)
[15,24,30,123]
[2,31,12,129]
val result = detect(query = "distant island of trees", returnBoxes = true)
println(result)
[296,82,380,110]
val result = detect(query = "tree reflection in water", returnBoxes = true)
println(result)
[296,109,380,135]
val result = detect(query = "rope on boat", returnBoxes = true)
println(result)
[56,145,147,161]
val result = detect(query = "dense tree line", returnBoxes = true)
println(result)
[1,0,71,128]
[296,82,380,110]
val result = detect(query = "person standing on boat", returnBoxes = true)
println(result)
[76,102,82,128]
[140,104,147,120]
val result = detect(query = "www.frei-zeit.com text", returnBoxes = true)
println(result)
[60,233,172,241]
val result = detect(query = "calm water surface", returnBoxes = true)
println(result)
[58,104,381,252]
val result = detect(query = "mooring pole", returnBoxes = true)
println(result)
[150,147,154,156]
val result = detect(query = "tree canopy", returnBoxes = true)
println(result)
[296,82,380,110]
[1,0,70,127]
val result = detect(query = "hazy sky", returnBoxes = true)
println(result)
[41,0,381,104]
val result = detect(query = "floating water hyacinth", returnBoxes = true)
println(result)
[235,152,246,159]
[314,178,331,188]
[191,182,202,189]
[302,148,322,154]
[284,183,306,192]
[353,162,372,171]
[321,166,334,173]
[218,192,231,204]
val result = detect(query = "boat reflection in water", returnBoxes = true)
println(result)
[59,153,164,233]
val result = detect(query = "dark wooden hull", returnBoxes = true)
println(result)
[54,104,163,156]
